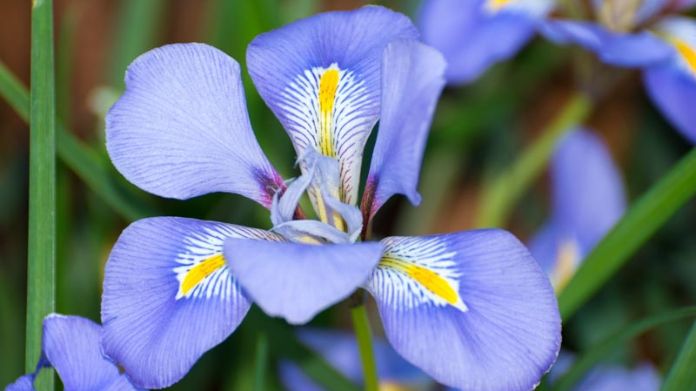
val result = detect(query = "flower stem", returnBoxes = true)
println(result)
[350,303,378,391]
[475,92,592,228]
[28,0,56,389]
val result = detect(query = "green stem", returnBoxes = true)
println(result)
[0,62,156,221]
[663,321,696,391]
[475,92,592,228]
[350,304,378,391]
[559,148,696,320]
[253,332,268,391]
[28,0,56,389]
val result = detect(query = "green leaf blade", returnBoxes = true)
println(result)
[559,149,696,320]
[27,0,56,389]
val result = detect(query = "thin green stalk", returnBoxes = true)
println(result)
[28,0,56,390]
[662,321,696,391]
[552,307,696,391]
[0,62,156,221]
[559,149,696,320]
[253,332,268,391]
[475,93,592,228]
[351,304,378,391]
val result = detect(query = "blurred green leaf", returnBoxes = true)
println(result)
[108,0,166,88]
[254,332,269,391]
[662,321,696,391]
[27,0,56,389]
[0,62,156,221]
[553,307,696,391]
[475,92,592,228]
[560,148,696,320]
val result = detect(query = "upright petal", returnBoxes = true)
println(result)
[366,230,561,390]
[420,0,550,85]
[101,217,282,388]
[225,239,383,324]
[247,6,418,205]
[279,329,428,391]
[106,43,283,207]
[361,40,446,221]
[530,130,625,289]
[551,129,626,252]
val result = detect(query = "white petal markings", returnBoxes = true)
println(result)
[368,236,468,312]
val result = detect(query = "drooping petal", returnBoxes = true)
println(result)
[106,43,284,207]
[225,239,383,324]
[42,315,135,390]
[551,129,626,253]
[642,18,696,143]
[279,329,428,391]
[247,6,418,205]
[419,0,551,85]
[528,221,561,274]
[540,20,672,67]
[366,230,561,390]
[644,66,696,144]
[361,40,446,221]
[530,129,625,289]
[5,375,35,391]
[101,217,282,388]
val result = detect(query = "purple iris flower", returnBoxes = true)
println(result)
[102,5,561,390]
[549,352,660,391]
[541,1,696,143]
[6,314,140,391]
[418,0,554,84]
[279,329,431,391]
[530,128,626,290]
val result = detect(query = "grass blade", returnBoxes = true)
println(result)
[552,307,696,391]
[662,321,696,391]
[559,149,696,320]
[0,62,156,221]
[475,93,592,228]
[27,0,56,389]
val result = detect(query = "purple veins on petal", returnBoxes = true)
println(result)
[101,217,281,389]
[225,238,383,325]
[362,39,446,222]
[247,5,419,205]
[366,230,561,391]
[6,314,140,391]
[106,43,283,208]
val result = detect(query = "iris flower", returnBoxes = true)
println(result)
[279,329,430,391]
[541,1,696,143]
[529,128,626,291]
[418,0,553,84]
[7,314,140,391]
[102,5,561,390]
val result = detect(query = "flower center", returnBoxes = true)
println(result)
[270,149,363,245]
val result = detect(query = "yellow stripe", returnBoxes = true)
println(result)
[180,253,225,296]
[381,256,461,306]
[318,68,340,157]
[671,38,696,75]
[488,0,513,11]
